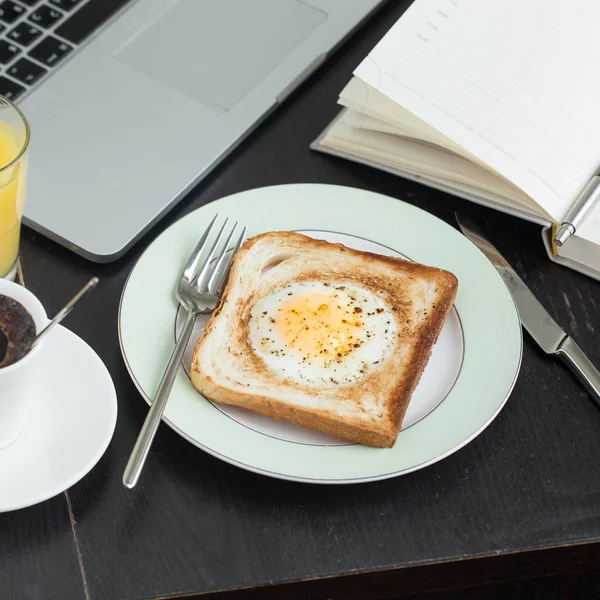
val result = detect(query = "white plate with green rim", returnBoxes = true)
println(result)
[119,184,522,484]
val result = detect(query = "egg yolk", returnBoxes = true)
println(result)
[275,293,363,364]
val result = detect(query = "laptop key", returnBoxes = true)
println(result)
[8,58,47,84]
[8,23,43,46]
[0,39,20,63]
[0,76,25,100]
[55,0,130,45]
[29,35,71,66]
[19,0,42,5]
[0,1,26,24]
[49,0,82,10]
[29,5,63,28]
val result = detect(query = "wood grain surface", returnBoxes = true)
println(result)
[4,1,600,599]
[0,495,85,599]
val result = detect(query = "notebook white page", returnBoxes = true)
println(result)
[339,78,472,160]
[320,110,534,206]
[354,0,600,224]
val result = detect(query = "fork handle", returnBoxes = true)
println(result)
[123,310,196,489]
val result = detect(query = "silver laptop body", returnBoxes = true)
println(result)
[18,0,386,261]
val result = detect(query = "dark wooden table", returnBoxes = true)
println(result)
[4,2,600,599]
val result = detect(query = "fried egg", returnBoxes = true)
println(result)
[249,281,397,387]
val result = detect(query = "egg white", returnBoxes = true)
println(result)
[248,281,397,387]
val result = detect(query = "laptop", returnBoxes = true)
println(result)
[1,0,387,262]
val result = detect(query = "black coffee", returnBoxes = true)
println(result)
[0,294,36,368]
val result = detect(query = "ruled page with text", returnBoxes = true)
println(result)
[355,0,600,222]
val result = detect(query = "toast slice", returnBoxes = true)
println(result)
[191,232,458,448]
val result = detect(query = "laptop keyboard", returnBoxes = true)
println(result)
[0,0,131,101]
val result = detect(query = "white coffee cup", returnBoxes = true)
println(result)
[0,279,47,450]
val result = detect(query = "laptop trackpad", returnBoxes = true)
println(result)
[117,0,327,111]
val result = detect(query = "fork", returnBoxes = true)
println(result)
[123,214,246,489]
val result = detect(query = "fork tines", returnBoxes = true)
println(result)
[182,215,246,296]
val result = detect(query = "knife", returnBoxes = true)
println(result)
[456,213,600,408]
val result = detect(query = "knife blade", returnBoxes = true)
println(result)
[456,213,600,407]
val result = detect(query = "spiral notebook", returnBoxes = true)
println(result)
[312,0,600,281]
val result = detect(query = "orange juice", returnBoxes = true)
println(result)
[0,122,26,278]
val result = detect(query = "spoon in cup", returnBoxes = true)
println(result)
[32,277,99,350]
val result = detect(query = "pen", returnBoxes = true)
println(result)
[554,168,600,246]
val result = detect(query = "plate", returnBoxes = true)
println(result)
[119,184,522,483]
[0,324,118,511]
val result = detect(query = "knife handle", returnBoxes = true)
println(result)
[556,337,600,409]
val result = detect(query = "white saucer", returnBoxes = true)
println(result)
[0,324,117,512]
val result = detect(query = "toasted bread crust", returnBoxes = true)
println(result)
[191,231,458,448]
[194,375,397,447]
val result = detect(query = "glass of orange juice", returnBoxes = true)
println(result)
[0,97,29,281]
